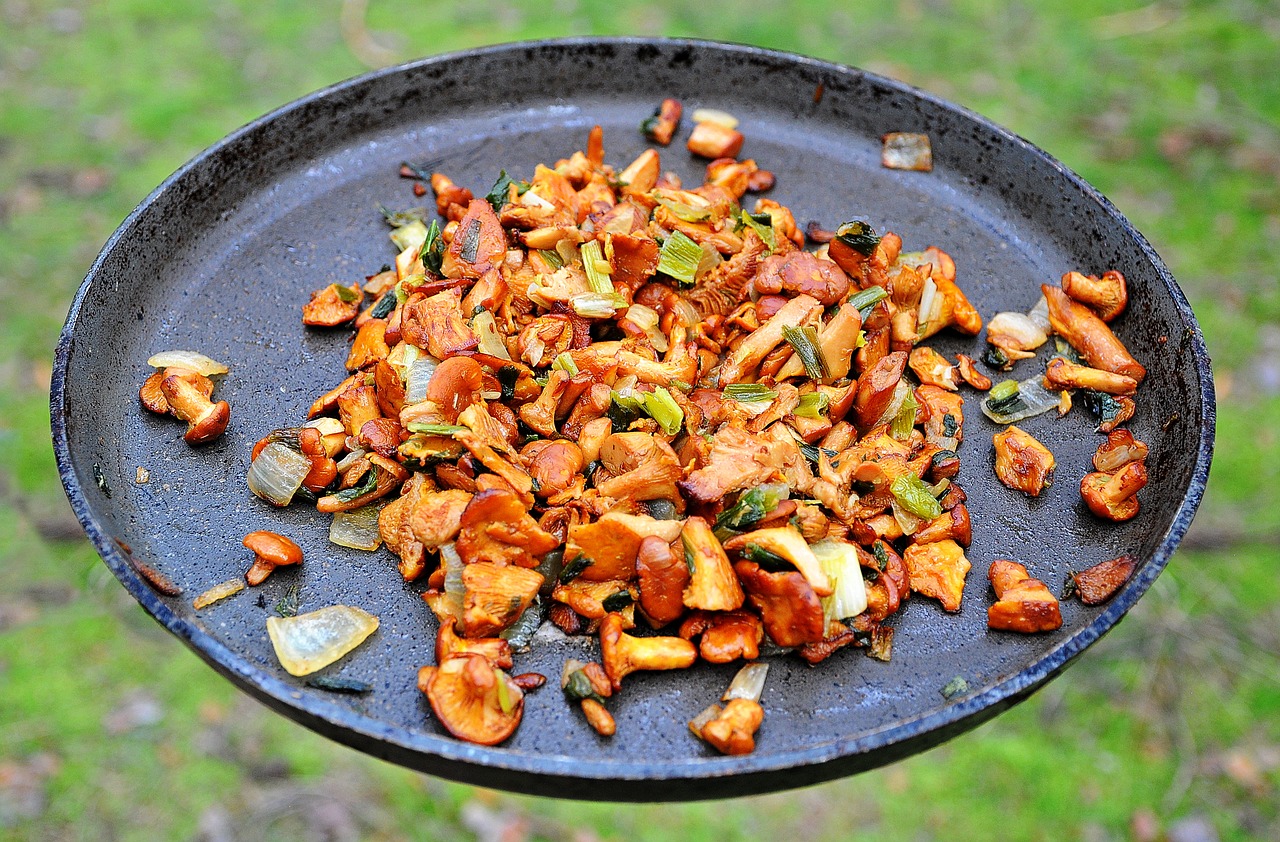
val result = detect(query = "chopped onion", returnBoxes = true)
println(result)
[873,379,913,429]
[980,377,1060,424]
[692,108,739,129]
[146,350,229,376]
[722,662,770,702]
[335,448,367,472]
[987,311,1047,351]
[472,311,513,360]
[246,443,310,507]
[329,503,384,550]
[192,578,245,610]
[811,540,868,624]
[916,276,940,332]
[404,356,438,404]
[1027,295,1051,335]
[266,605,379,677]
[881,132,933,171]
[624,304,668,353]
[440,542,465,621]
[570,291,625,318]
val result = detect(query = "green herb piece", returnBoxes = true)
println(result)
[332,283,359,304]
[890,473,943,520]
[871,541,890,570]
[867,625,894,662]
[738,209,777,250]
[369,290,397,319]
[714,484,789,536]
[1081,390,1123,425]
[782,324,829,380]
[563,668,604,704]
[329,469,379,504]
[500,600,545,650]
[93,464,111,498]
[601,591,634,613]
[670,379,693,393]
[655,196,712,222]
[682,534,697,575]
[798,441,839,465]
[942,413,959,437]
[643,387,684,435]
[890,390,920,440]
[306,675,373,694]
[741,543,793,572]
[1060,574,1079,601]
[793,391,831,418]
[420,219,444,276]
[723,383,778,403]
[848,285,889,319]
[559,555,593,584]
[982,346,1009,369]
[274,581,301,618]
[835,220,882,256]
[379,205,429,228]
[405,422,467,436]
[986,379,1022,413]
[551,353,579,377]
[485,170,518,213]
[931,449,958,467]
[941,675,970,699]
[655,230,703,287]
[498,365,520,401]
[457,218,482,264]
[537,248,564,269]
[580,239,615,296]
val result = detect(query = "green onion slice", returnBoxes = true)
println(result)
[781,324,829,380]
[656,230,703,287]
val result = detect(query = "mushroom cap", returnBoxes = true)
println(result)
[419,654,524,746]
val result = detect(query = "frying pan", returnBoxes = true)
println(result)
[51,38,1214,800]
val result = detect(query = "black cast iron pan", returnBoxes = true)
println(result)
[52,38,1214,800]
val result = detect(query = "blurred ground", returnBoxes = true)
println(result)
[1,1,1278,839]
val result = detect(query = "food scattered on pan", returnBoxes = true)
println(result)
[140,97,1155,754]
[138,350,231,444]
[881,132,933,172]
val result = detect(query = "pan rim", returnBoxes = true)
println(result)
[50,35,1215,799]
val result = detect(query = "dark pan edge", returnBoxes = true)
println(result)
[51,36,1216,801]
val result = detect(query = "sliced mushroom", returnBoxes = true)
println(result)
[418,654,524,745]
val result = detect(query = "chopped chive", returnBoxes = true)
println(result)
[656,230,703,287]
[782,324,829,380]
[793,391,830,418]
[580,239,615,296]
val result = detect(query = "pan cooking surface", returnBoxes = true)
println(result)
[52,38,1212,800]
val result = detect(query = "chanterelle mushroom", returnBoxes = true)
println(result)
[417,654,524,745]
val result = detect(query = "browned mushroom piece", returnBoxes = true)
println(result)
[242,531,303,585]
[992,425,1056,497]
[733,560,826,648]
[435,619,514,670]
[417,654,524,746]
[696,698,765,755]
[901,539,970,613]
[140,366,213,415]
[987,559,1063,633]
[455,487,559,567]
[1061,270,1127,322]
[461,562,544,638]
[680,517,746,611]
[426,356,486,424]
[687,121,744,159]
[678,610,764,663]
[599,613,697,690]
[302,283,363,326]
[853,350,908,431]
[908,346,958,391]
[1043,357,1138,396]
[1042,285,1145,383]
[643,98,683,146]
[1080,461,1148,522]
[1070,554,1138,605]
[635,535,690,627]
[1092,429,1149,472]
[955,354,992,390]
[160,374,230,444]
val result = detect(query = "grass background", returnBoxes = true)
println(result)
[2,1,1278,839]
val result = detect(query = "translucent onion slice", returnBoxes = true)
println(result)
[246,443,311,507]
[811,540,868,624]
[404,356,438,404]
[1027,295,1051,335]
[440,542,465,621]
[987,311,1047,351]
[192,578,245,610]
[692,108,739,129]
[980,377,1060,424]
[329,503,384,550]
[722,662,769,702]
[146,350,229,376]
[266,605,379,677]
[472,311,513,361]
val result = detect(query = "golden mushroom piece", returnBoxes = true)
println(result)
[242,531,303,586]
[417,654,525,746]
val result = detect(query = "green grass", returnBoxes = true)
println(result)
[2,1,1278,839]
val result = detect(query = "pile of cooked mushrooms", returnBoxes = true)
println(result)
[230,104,1147,751]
